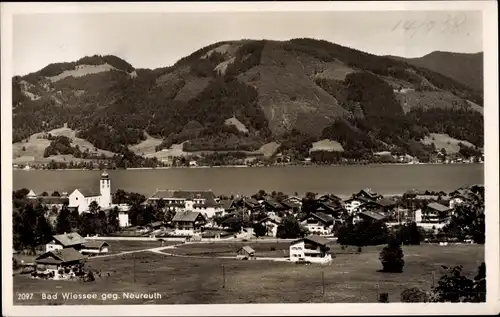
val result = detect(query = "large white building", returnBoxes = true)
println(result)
[68,171,112,213]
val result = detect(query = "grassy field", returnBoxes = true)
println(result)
[12,243,483,305]
[105,240,178,253]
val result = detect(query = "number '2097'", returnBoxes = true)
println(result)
[17,293,33,300]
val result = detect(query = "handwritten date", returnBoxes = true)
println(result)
[392,13,468,37]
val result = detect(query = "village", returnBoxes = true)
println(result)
[12,171,484,295]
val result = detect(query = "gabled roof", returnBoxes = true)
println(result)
[27,189,37,198]
[148,221,164,227]
[427,202,450,212]
[82,241,109,249]
[304,212,334,224]
[263,197,286,209]
[77,189,101,197]
[377,198,397,207]
[292,235,330,247]
[319,200,342,210]
[356,189,380,198]
[39,196,69,205]
[51,232,87,247]
[344,197,372,204]
[172,211,205,222]
[219,199,234,210]
[244,197,261,207]
[358,210,386,221]
[149,189,216,201]
[238,245,255,254]
[261,214,282,224]
[35,248,86,264]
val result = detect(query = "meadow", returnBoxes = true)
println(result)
[12,243,483,305]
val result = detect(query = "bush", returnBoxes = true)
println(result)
[378,293,389,303]
[379,237,405,273]
[401,287,429,302]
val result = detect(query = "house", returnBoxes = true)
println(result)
[241,197,263,211]
[259,214,282,237]
[38,196,70,212]
[352,210,387,224]
[35,248,86,280]
[27,189,37,199]
[171,211,207,236]
[262,196,289,213]
[449,189,478,208]
[280,196,302,211]
[317,200,345,218]
[353,189,382,201]
[289,235,332,264]
[45,233,87,252]
[80,241,110,256]
[145,189,223,218]
[301,212,335,236]
[344,197,372,215]
[68,171,112,213]
[147,221,164,230]
[236,246,256,260]
[415,202,452,224]
[376,198,397,213]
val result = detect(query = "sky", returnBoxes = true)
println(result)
[12,10,483,76]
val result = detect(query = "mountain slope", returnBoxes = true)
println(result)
[12,39,484,162]
[392,51,483,92]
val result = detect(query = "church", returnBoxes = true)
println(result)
[68,171,112,213]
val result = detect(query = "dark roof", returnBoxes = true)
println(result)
[427,202,450,212]
[263,197,286,209]
[244,197,261,206]
[78,189,101,197]
[39,196,69,204]
[35,248,86,264]
[260,214,282,224]
[319,200,342,210]
[304,212,335,224]
[149,189,216,201]
[358,211,386,221]
[344,197,372,203]
[82,241,109,249]
[148,221,164,227]
[292,235,330,246]
[219,199,234,210]
[357,189,380,198]
[238,246,255,254]
[172,211,204,222]
[51,232,87,247]
[280,198,301,209]
[377,198,396,207]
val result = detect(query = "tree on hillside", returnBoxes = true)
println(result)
[442,195,485,244]
[276,216,308,239]
[13,188,30,200]
[34,213,54,246]
[253,222,267,238]
[398,222,421,245]
[379,236,405,273]
[88,201,100,215]
[55,205,72,234]
[431,265,475,302]
[51,191,60,197]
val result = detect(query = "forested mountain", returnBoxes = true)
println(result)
[12,39,484,162]
[392,51,483,92]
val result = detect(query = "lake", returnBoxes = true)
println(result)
[12,164,484,197]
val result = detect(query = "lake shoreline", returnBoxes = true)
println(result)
[13,164,484,198]
[13,162,484,171]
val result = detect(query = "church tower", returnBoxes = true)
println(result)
[100,171,112,209]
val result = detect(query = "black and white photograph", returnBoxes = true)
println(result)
[2,1,499,316]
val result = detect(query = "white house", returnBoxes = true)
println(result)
[259,215,282,237]
[300,212,335,236]
[118,212,130,228]
[289,235,332,264]
[343,197,371,215]
[45,232,88,252]
[146,189,224,218]
[68,171,112,213]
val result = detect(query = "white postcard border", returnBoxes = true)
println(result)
[2,1,499,316]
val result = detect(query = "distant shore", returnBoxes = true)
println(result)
[12,162,484,171]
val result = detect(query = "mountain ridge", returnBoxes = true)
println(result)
[12,39,484,164]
